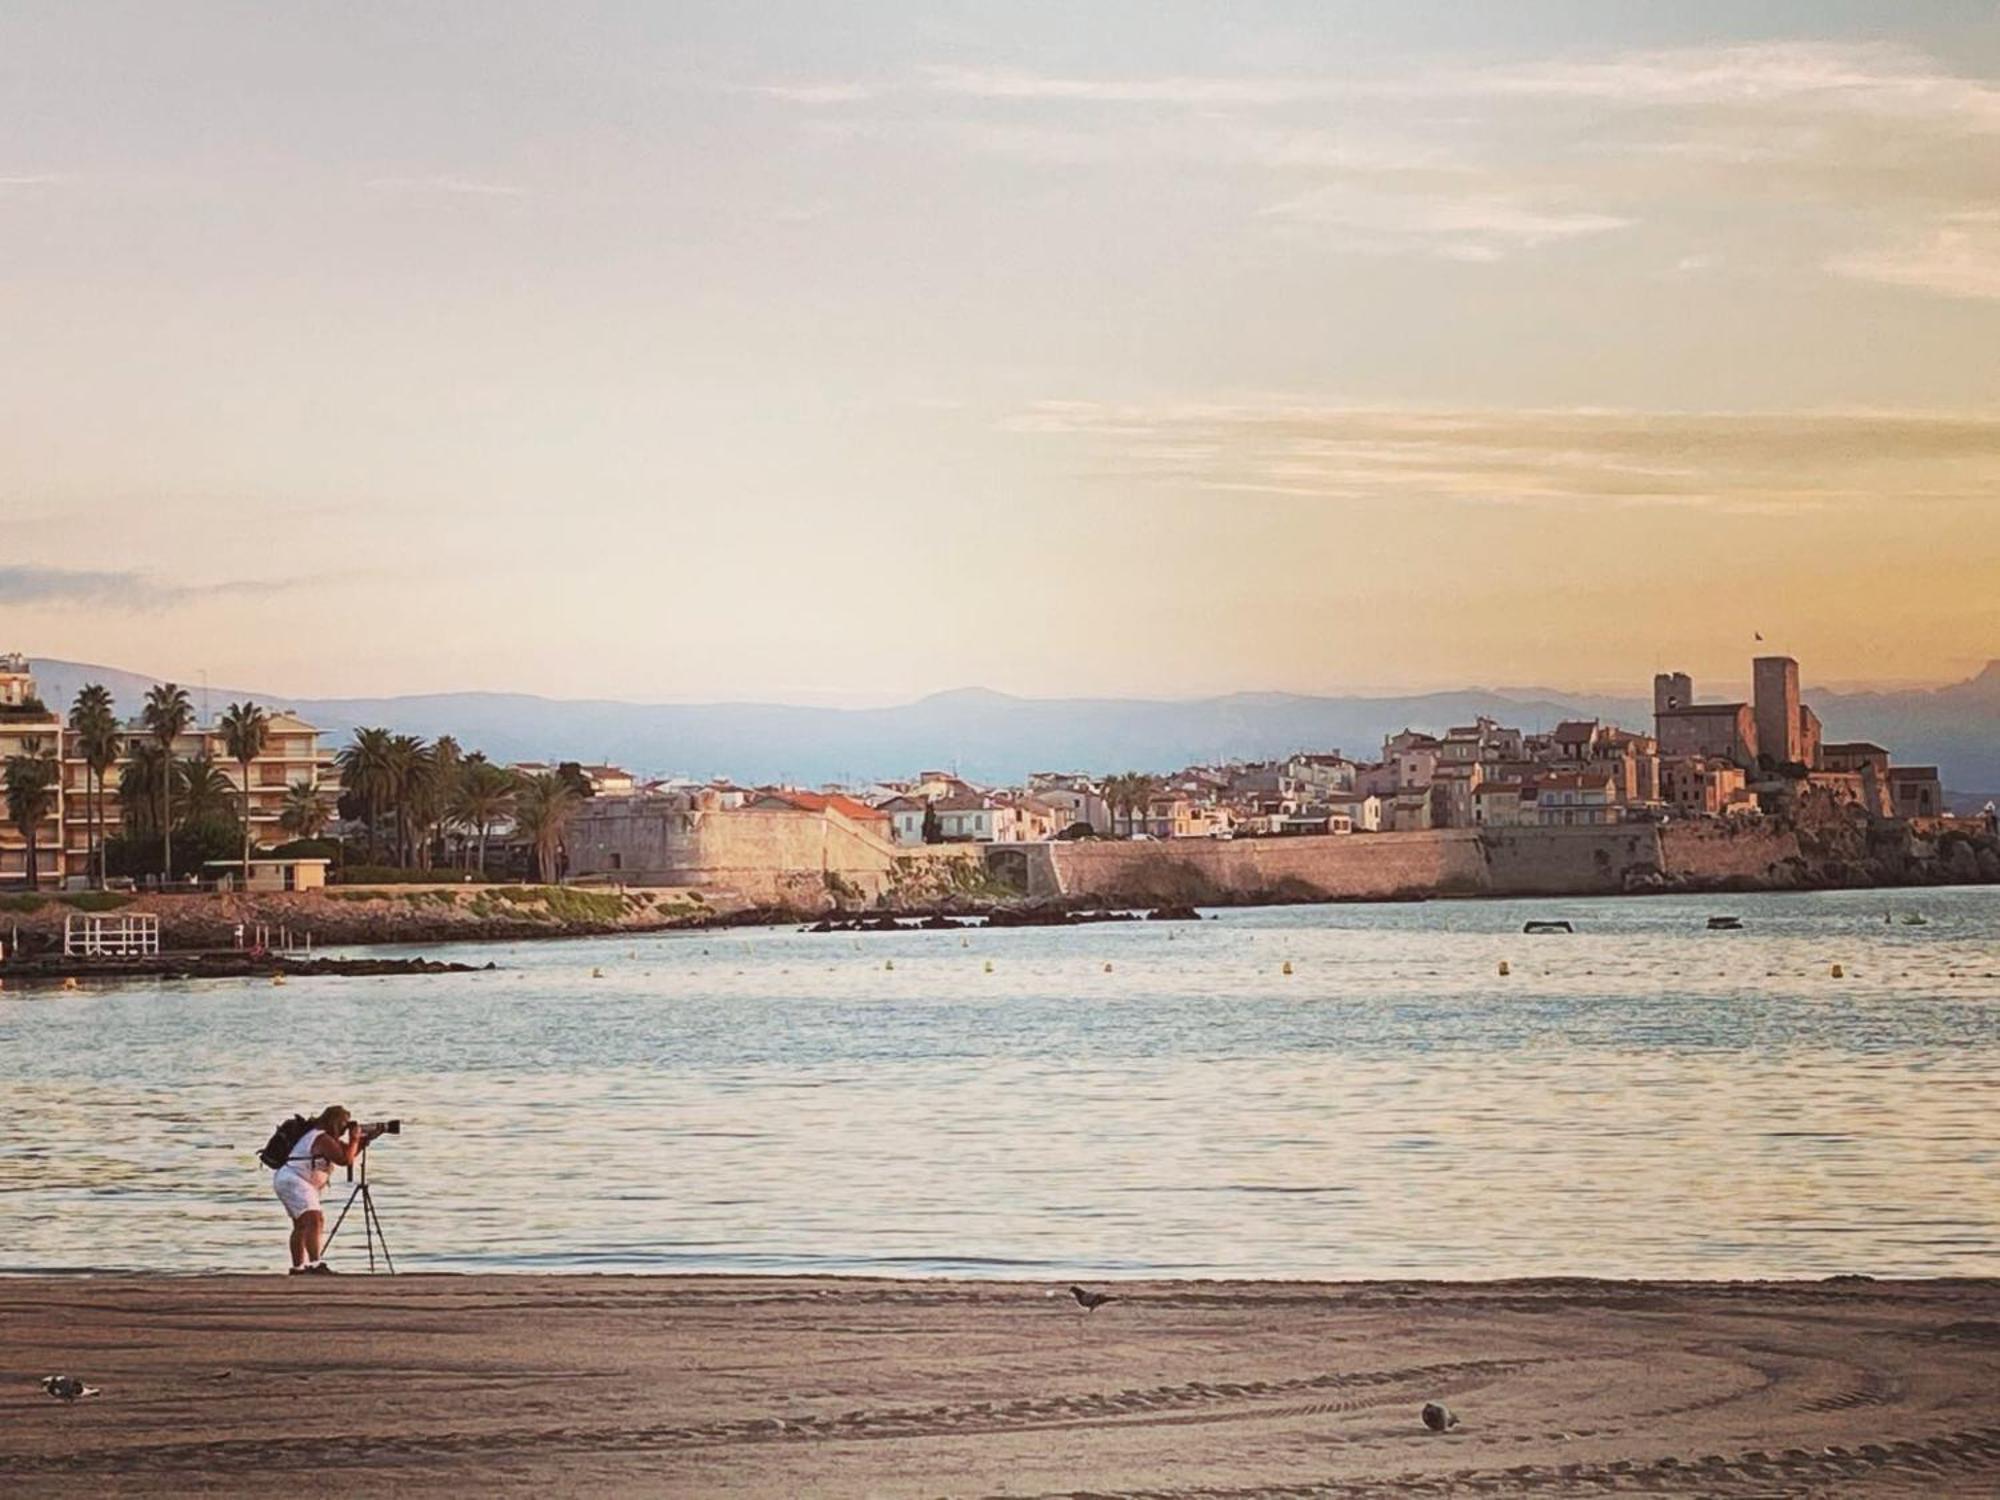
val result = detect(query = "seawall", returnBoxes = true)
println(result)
[997,819,1987,906]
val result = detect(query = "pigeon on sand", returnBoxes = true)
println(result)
[1070,1285,1116,1312]
[42,1375,102,1402]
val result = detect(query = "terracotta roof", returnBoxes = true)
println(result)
[761,790,890,821]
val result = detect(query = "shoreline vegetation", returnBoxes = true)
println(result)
[1,1275,1994,1497]
[1,847,1996,974]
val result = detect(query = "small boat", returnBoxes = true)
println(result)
[1706,915,1744,931]
[1523,920,1574,934]
[1899,913,1930,927]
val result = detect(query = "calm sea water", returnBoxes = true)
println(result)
[1,889,1995,1279]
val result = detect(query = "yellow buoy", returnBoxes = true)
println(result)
[591,967,604,978]
[272,973,286,987]
[61,976,79,991]
[983,960,993,974]
[1282,961,1293,975]
[1830,963,1844,978]
[1498,960,1511,977]
[885,959,894,971]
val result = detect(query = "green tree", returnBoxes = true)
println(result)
[141,682,194,883]
[448,760,518,875]
[4,736,59,889]
[176,754,237,826]
[217,700,270,883]
[921,798,942,844]
[278,781,332,841]
[430,735,464,865]
[68,684,121,889]
[555,761,595,800]
[120,741,168,836]
[513,771,580,884]
[336,727,396,862]
[387,734,436,868]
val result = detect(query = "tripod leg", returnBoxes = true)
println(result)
[323,1184,363,1255]
[363,1189,397,1275]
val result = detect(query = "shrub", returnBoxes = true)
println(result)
[334,865,492,886]
[0,893,47,913]
[57,892,134,913]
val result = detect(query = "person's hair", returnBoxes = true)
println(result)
[317,1105,352,1134]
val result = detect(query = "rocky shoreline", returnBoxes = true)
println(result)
[0,952,495,986]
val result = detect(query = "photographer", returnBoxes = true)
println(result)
[272,1105,368,1275]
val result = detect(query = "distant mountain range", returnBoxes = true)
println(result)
[22,656,2000,795]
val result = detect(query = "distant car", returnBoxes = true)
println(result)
[1128,833,1155,841]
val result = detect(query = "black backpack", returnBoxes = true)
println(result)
[258,1114,313,1170]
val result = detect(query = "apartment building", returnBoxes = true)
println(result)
[0,657,338,885]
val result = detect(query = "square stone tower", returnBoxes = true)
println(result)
[1753,655,1801,766]
[1653,671,1694,715]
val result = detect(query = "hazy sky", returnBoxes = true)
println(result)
[3,3,1997,703]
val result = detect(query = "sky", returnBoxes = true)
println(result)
[2,2,1997,704]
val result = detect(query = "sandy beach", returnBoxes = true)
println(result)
[1,1276,1996,1497]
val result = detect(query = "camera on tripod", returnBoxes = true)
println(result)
[329,1118,403,1273]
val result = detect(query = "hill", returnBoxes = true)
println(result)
[21,657,1998,792]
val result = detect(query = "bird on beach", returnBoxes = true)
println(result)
[1070,1285,1116,1313]
[1421,1401,1459,1432]
[41,1375,102,1402]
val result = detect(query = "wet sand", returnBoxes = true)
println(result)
[2,1276,1996,1497]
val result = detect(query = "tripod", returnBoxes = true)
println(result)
[322,1143,396,1273]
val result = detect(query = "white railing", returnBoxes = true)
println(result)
[62,913,161,958]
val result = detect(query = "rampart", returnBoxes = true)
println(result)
[1035,830,1488,904]
[569,801,905,907]
[1007,823,1832,905]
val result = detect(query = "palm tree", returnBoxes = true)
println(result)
[386,734,436,868]
[1102,773,1140,837]
[176,754,237,827]
[513,771,580,884]
[120,742,168,836]
[278,781,332,841]
[448,760,518,875]
[68,684,121,888]
[141,682,193,884]
[335,727,396,862]
[4,737,59,889]
[430,736,464,864]
[217,700,270,884]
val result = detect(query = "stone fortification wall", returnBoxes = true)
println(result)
[1041,831,1488,905]
[1033,825,1680,905]
[569,802,900,907]
[1658,821,1807,886]
[1480,825,1664,895]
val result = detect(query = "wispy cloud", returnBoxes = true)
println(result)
[0,174,62,187]
[1005,401,2000,514]
[0,566,297,610]
[364,176,525,198]
[921,64,1321,107]
[1459,40,2000,127]
[1828,211,2000,300]
[1261,189,1630,261]
[785,42,2000,286]
[738,80,876,105]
